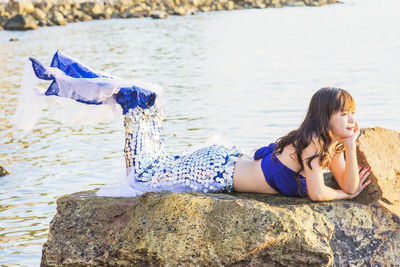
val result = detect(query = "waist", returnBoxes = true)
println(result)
[233,157,279,194]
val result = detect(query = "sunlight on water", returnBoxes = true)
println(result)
[1,0,400,265]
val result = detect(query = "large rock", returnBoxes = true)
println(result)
[4,14,38,30]
[40,127,400,266]
[355,127,400,215]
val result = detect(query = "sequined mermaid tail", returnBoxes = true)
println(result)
[124,103,243,194]
[123,102,167,176]
[130,145,242,193]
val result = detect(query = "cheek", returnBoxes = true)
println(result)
[330,117,344,133]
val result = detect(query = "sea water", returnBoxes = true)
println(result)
[1,0,400,265]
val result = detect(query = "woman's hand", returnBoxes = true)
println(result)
[341,121,360,148]
[347,165,372,199]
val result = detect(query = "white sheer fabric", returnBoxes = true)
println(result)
[12,60,162,132]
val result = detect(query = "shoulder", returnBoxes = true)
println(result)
[301,137,321,158]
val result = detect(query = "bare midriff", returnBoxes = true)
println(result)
[233,156,279,194]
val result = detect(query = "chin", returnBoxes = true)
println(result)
[342,131,354,138]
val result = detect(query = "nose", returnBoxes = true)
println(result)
[348,114,355,123]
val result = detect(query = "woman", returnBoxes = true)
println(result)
[18,51,372,201]
[233,88,372,201]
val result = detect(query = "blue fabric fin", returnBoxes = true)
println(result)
[28,51,157,112]
[29,57,54,81]
[45,80,59,96]
[50,50,108,79]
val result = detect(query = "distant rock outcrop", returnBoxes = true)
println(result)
[0,0,339,31]
[0,165,9,176]
[40,127,400,266]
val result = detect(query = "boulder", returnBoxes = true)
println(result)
[0,165,9,176]
[89,3,105,18]
[123,5,150,18]
[173,5,187,15]
[355,127,400,215]
[0,15,7,28]
[225,1,235,10]
[31,8,47,22]
[50,10,67,26]
[104,7,113,19]
[199,5,211,12]
[40,127,400,266]
[72,9,88,21]
[4,14,38,30]
[22,0,35,14]
[5,0,34,16]
[0,6,5,17]
[34,1,53,11]
[163,0,176,9]
[151,10,169,19]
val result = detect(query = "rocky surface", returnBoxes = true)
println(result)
[355,127,400,215]
[0,165,10,176]
[0,0,339,31]
[41,127,400,266]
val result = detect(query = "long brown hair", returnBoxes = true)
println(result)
[272,87,356,195]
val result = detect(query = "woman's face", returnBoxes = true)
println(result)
[329,110,356,139]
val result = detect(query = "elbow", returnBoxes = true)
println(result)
[343,184,358,195]
[308,192,325,202]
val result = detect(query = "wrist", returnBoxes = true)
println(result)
[343,140,356,150]
[342,190,354,199]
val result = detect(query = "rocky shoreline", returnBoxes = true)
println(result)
[0,0,339,31]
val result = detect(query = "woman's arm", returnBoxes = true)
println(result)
[329,147,367,195]
[302,141,372,201]
[330,122,370,195]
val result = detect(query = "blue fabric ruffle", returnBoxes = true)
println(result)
[254,143,277,160]
[114,86,156,114]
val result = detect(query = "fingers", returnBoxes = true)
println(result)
[361,178,373,190]
[359,165,372,185]
[354,121,359,132]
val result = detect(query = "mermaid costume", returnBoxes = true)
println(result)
[25,51,242,196]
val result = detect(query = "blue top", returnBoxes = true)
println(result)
[254,143,308,197]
